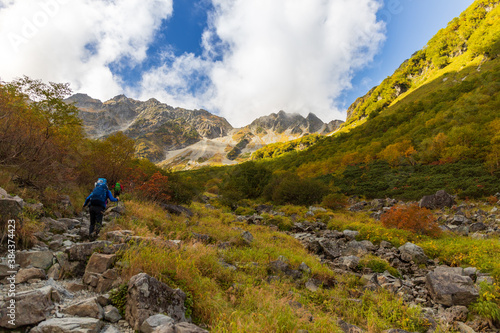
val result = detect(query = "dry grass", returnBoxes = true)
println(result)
[109,200,447,332]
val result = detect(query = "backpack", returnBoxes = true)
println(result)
[90,179,108,206]
[114,182,121,192]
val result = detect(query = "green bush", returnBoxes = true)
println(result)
[219,161,272,207]
[470,282,500,324]
[264,172,329,206]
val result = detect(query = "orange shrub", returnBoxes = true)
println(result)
[487,195,498,205]
[381,203,441,237]
[138,172,171,204]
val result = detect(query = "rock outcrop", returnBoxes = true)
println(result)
[126,273,187,330]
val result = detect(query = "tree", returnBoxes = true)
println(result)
[379,140,417,166]
[80,132,135,186]
[0,77,83,188]
[220,161,272,206]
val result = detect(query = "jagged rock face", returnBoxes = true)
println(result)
[248,110,335,135]
[66,94,233,162]
[68,94,345,166]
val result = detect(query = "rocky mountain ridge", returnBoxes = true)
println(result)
[67,94,344,167]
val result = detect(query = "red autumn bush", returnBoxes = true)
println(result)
[137,172,171,204]
[381,203,441,237]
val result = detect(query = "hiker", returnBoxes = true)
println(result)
[83,178,119,239]
[114,181,123,197]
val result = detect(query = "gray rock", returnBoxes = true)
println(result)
[463,267,477,279]
[101,325,121,333]
[0,197,23,227]
[398,242,428,264]
[17,250,54,270]
[126,273,187,331]
[319,239,342,259]
[339,256,361,270]
[434,266,464,276]
[268,260,302,280]
[348,202,368,212]
[344,241,369,257]
[0,286,55,328]
[440,305,468,323]
[85,253,117,274]
[419,190,455,209]
[343,230,359,240]
[66,282,87,293]
[476,275,494,285]
[140,314,174,333]
[241,231,254,244]
[450,215,469,226]
[153,322,209,333]
[103,305,122,323]
[337,319,365,333]
[426,269,479,306]
[172,322,209,333]
[160,203,194,217]
[456,322,476,333]
[305,278,322,292]
[47,263,63,280]
[62,297,104,319]
[106,230,134,243]
[65,241,123,262]
[469,223,487,232]
[15,267,47,284]
[298,262,311,274]
[30,317,103,333]
[42,217,68,234]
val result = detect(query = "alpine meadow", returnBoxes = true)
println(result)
[0,1,499,333]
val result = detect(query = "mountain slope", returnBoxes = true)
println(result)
[345,0,500,127]
[210,0,500,201]
[159,111,343,169]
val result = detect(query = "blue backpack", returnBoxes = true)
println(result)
[90,178,108,206]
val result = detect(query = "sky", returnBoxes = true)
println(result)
[0,0,474,127]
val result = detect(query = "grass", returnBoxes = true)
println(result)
[326,210,500,280]
[105,200,453,332]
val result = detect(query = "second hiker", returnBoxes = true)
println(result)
[114,181,123,197]
[83,178,119,240]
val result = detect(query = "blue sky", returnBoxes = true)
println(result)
[0,0,474,127]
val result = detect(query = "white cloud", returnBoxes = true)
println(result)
[137,0,386,127]
[0,0,173,100]
[0,0,386,128]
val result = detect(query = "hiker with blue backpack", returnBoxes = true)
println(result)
[83,178,119,239]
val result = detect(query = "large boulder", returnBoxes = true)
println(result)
[30,317,103,333]
[398,242,428,264]
[426,267,479,306]
[160,204,193,218]
[15,267,47,284]
[65,241,124,262]
[0,286,55,328]
[0,197,22,229]
[42,217,69,234]
[17,250,54,270]
[62,297,104,319]
[141,314,174,333]
[419,190,455,210]
[319,239,342,259]
[85,253,117,274]
[126,273,187,331]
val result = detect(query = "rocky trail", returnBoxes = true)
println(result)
[0,190,208,333]
[0,189,499,332]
